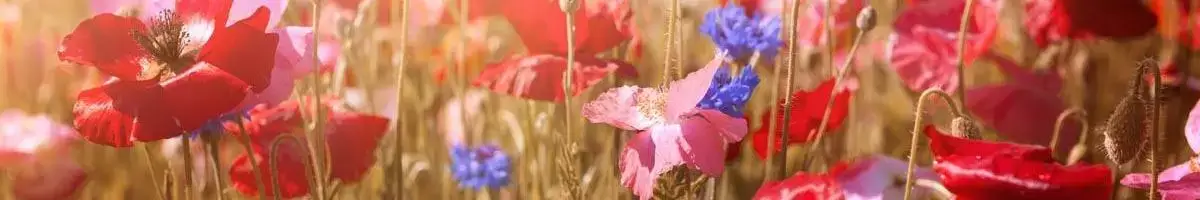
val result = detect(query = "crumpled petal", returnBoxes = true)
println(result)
[582,86,663,131]
[229,148,310,198]
[753,172,845,200]
[619,125,686,199]
[162,63,251,132]
[678,109,748,176]
[227,0,288,28]
[58,14,148,81]
[888,0,997,93]
[198,7,280,92]
[925,125,1113,200]
[74,79,178,147]
[499,0,632,55]
[834,155,940,200]
[665,55,724,122]
[760,0,862,50]
[472,54,636,102]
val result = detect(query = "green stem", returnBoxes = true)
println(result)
[235,119,268,199]
[902,89,964,200]
[268,135,319,200]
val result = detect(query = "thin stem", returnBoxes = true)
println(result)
[902,89,963,200]
[392,0,409,198]
[765,0,801,181]
[141,144,167,200]
[560,0,580,198]
[770,0,805,180]
[802,29,867,169]
[181,136,195,200]
[206,136,226,200]
[1048,108,1087,159]
[268,135,319,200]
[914,179,955,200]
[308,1,329,198]
[660,0,677,85]
[824,0,834,79]
[954,0,975,105]
[235,119,267,199]
[1146,59,1162,199]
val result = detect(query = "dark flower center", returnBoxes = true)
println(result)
[132,10,197,79]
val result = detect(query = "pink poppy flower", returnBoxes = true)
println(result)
[965,53,1076,154]
[0,110,87,200]
[61,1,283,147]
[887,0,998,94]
[926,126,1113,200]
[237,26,341,109]
[583,55,749,199]
[753,155,941,200]
[1119,100,1200,199]
[758,0,864,50]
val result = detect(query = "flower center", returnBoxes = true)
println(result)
[132,10,198,80]
[635,88,667,121]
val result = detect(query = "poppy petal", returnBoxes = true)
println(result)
[752,172,845,200]
[472,54,634,102]
[326,112,389,183]
[581,86,662,131]
[176,0,232,27]
[58,14,148,80]
[74,80,181,147]
[1186,99,1200,154]
[228,0,287,28]
[620,126,686,199]
[499,0,590,55]
[678,109,747,176]
[965,55,1073,155]
[665,55,724,122]
[229,152,310,198]
[198,7,280,92]
[162,63,250,132]
[750,78,851,159]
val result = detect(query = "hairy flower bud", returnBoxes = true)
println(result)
[950,116,981,140]
[1101,68,1151,165]
[856,6,876,32]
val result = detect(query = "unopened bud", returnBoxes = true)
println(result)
[1101,68,1151,165]
[856,6,876,31]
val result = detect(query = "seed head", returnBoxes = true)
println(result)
[950,116,981,140]
[1100,67,1151,165]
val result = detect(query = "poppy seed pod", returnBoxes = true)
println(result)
[856,6,876,32]
[1101,68,1150,165]
[950,116,982,140]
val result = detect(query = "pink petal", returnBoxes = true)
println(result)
[582,86,661,131]
[228,0,288,28]
[665,55,724,122]
[835,155,939,200]
[1187,99,1200,154]
[89,0,139,14]
[678,109,748,176]
[1122,162,1200,199]
[888,0,998,93]
[11,155,88,200]
[620,126,686,200]
[761,0,863,49]
[965,55,1073,154]
[472,54,635,102]
[275,26,340,77]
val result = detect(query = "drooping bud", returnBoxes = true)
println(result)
[950,116,981,140]
[1101,67,1151,165]
[855,6,876,32]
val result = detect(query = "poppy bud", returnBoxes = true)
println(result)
[950,116,981,140]
[1101,68,1150,165]
[559,0,578,13]
[856,6,876,32]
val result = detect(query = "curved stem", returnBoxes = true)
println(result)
[268,135,319,200]
[1048,108,1087,159]
[902,89,963,200]
[955,0,975,105]
[181,136,195,200]
[392,0,409,197]
[914,179,955,200]
[801,29,867,169]
[234,119,268,199]
[141,145,167,200]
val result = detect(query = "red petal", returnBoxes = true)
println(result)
[752,172,845,200]
[1059,0,1158,39]
[199,7,280,92]
[925,125,1113,200]
[472,54,634,102]
[177,0,233,26]
[58,14,147,80]
[229,152,310,198]
[74,80,181,147]
[965,55,1075,155]
[161,63,250,132]
[326,112,389,183]
[500,0,631,55]
[750,79,851,159]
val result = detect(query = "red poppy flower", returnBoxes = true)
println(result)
[754,172,845,200]
[1056,0,1158,40]
[60,1,280,147]
[925,126,1113,200]
[474,0,638,101]
[753,155,942,200]
[226,99,390,198]
[750,78,852,159]
[889,0,997,94]
[965,54,1078,155]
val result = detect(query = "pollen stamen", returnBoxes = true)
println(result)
[131,10,196,78]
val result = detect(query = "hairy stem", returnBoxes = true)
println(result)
[1048,108,1088,161]
[1146,59,1162,199]
[902,89,963,200]
[768,0,805,180]
[268,135,319,200]
[234,119,267,199]
[955,0,975,105]
[802,28,867,169]
[141,144,167,200]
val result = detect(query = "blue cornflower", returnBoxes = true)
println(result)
[696,64,760,117]
[700,3,783,61]
[450,144,512,190]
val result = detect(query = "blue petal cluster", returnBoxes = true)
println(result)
[700,3,783,61]
[696,64,761,118]
[450,144,512,190]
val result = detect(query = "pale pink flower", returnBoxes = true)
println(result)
[886,0,997,94]
[0,110,76,163]
[237,26,341,109]
[0,110,87,200]
[583,54,749,199]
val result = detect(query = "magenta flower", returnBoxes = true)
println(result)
[887,0,998,94]
[1120,100,1200,199]
[582,54,749,199]
[0,110,87,200]
[760,0,864,50]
